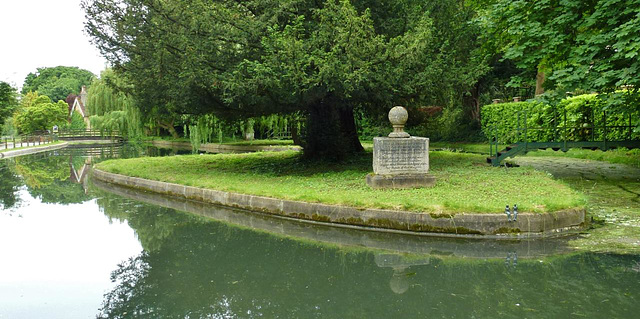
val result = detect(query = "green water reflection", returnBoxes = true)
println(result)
[92,175,640,318]
[95,194,640,318]
[1,146,639,318]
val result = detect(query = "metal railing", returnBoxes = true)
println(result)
[488,109,639,166]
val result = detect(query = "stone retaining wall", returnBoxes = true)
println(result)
[92,168,585,237]
[93,177,576,256]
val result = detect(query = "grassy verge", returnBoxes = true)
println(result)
[0,141,64,153]
[96,150,584,214]
[430,142,490,154]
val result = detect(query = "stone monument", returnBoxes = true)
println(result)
[366,106,436,189]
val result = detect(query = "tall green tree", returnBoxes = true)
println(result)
[489,0,640,111]
[87,69,144,138]
[13,92,68,134]
[22,66,96,102]
[83,0,485,158]
[0,81,18,127]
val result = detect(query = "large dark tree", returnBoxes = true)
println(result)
[0,81,18,127]
[83,0,484,159]
[22,66,96,103]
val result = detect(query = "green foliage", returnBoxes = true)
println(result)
[186,115,217,153]
[13,92,68,134]
[183,113,302,152]
[69,111,87,130]
[481,101,544,143]
[87,69,144,138]
[481,94,640,143]
[412,107,484,142]
[22,66,95,102]
[83,0,487,158]
[1,116,17,137]
[489,0,640,104]
[0,81,18,127]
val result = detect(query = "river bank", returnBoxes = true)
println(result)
[93,150,586,236]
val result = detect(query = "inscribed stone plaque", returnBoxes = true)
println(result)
[372,137,429,175]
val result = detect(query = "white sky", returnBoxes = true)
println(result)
[0,0,107,89]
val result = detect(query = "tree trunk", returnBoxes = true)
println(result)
[291,123,302,146]
[157,120,179,139]
[535,70,545,96]
[303,96,363,160]
[464,82,481,122]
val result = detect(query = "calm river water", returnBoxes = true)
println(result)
[1,145,639,318]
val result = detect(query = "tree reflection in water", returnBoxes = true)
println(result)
[96,197,640,319]
[0,160,22,210]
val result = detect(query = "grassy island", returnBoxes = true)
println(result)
[95,150,585,214]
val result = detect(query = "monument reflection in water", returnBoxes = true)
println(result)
[0,145,639,318]
[94,179,640,319]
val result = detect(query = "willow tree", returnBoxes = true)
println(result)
[84,0,484,159]
[87,69,144,138]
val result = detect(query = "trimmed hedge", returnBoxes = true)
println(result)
[481,94,639,144]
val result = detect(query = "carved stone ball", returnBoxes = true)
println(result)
[388,106,408,126]
[387,106,410,138]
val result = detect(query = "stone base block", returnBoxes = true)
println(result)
[366,173,436,189]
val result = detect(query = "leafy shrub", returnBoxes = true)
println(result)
[69,111,86,130]
[481,101,545,144]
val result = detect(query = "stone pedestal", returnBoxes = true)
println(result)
[367,137,436,189]
[366,106,435,189]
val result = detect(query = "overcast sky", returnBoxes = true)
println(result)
[0,0,107,89]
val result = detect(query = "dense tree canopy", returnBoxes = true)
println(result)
[489,0,640,110]
[0,81,18,127]
[83,0,485,158]
[22,66,96,103]
[13,92,68,134]
[87,69,144,138]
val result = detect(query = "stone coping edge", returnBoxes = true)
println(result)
[0,142,68,159]
[92,168,585,237]
[151,140,301,153]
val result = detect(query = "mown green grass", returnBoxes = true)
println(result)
[96,150,584,214]
[430,142,490,154]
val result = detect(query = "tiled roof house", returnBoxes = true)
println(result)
[70,85,91,129]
